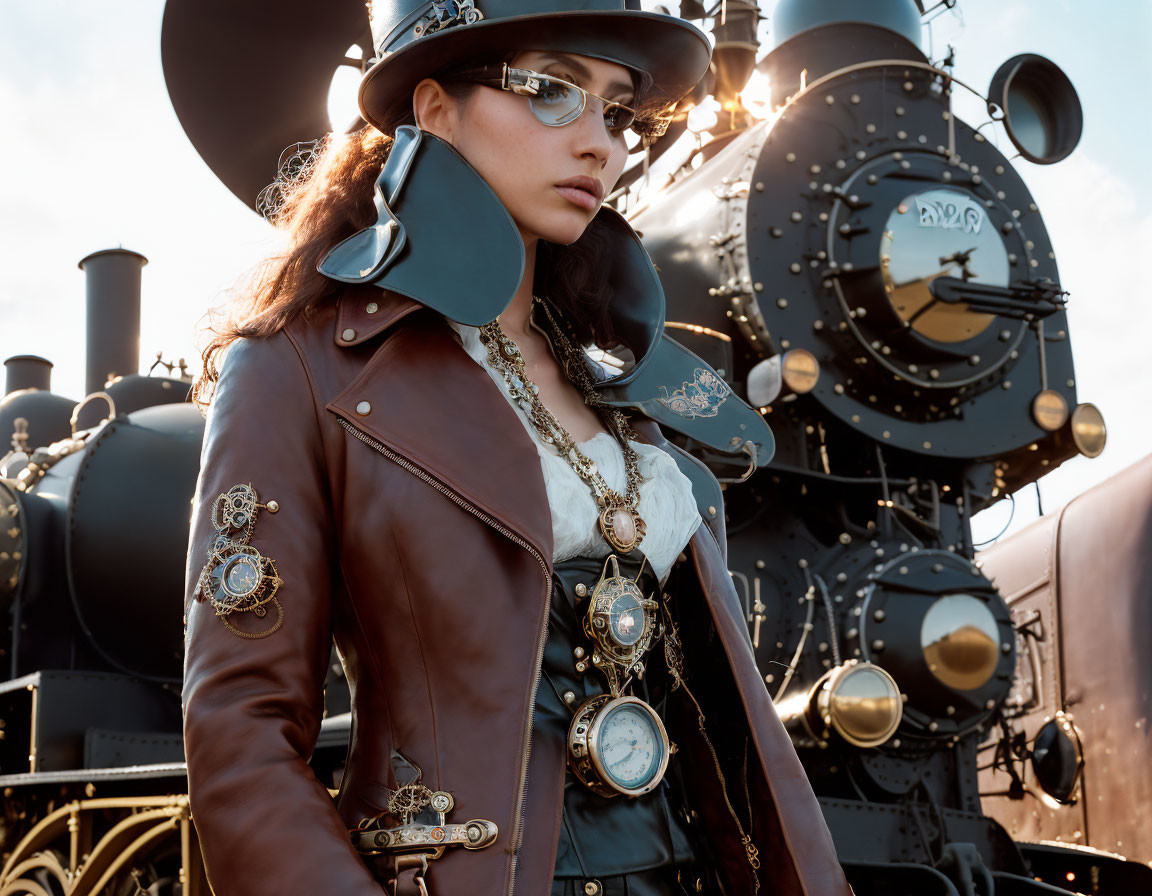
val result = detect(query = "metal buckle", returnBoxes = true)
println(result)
[414,0,484,38]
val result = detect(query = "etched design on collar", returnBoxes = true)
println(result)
[657,368,730,420]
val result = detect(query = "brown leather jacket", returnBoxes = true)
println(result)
[182,285,852,896]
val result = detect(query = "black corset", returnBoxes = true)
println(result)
[538,554,699,879]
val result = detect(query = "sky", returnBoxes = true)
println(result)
[1,0,1150,545]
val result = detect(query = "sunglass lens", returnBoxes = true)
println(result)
[604,105,637,134]
[528,77,584,126]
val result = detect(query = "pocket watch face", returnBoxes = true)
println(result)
[607,592,644,647]
[596,701,666,790]
[221,554,262,600]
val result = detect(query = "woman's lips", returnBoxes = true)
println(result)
[555,177,605,211]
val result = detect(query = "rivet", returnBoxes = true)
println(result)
[266,500,280,514]
[871,639,885,652]
[563,690,577,705]
[356,401,372,415]
[366,302,379,314]
[575,583,588,597]
[708,505,717,517]
[574,646,586,659]
[873,610,886,622]
[575,661,587,673]
[342,328,357,341]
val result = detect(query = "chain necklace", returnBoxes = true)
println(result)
[477,301,647,553]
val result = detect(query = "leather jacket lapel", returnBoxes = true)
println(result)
[327,312,554,562]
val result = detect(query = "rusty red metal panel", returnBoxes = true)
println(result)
[978,452,1152,863]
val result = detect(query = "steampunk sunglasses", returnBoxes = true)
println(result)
[463,64,662,149]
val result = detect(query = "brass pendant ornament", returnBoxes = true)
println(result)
[194,484,284,639]
[584,555,658,685]
[598,503,647,554]
[568,555,670,798]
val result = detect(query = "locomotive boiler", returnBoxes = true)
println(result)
[0,1,1148,895]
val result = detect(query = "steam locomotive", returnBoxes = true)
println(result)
[0,1,1148,894]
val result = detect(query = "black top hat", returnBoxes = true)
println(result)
[161,0,710,212]
[359,0,712,129]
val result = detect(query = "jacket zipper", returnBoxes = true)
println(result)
[337,417,551,896]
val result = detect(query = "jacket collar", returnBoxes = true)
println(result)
[333,285,422,347]
[327,311,554,562]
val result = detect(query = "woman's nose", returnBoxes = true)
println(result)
[571,98,615,164]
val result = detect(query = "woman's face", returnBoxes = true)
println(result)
[420,50,635,246]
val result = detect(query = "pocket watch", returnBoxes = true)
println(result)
[567,695,671,798]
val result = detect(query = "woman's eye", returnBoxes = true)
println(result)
[538,82,569,104]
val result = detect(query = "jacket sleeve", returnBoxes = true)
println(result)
[182,333,381,895]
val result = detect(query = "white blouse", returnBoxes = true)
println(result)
[449,322,701,583]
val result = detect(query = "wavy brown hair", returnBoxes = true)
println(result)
[194,60,673,408]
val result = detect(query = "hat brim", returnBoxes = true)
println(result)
[161,0,371,211]
[359,11,711,130]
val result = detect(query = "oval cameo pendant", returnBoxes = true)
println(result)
[599,505,646,553]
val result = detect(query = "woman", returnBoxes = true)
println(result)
[183,2,851,895]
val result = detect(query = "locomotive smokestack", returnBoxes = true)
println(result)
[78,248,148,396]
[4,356,53,396]
[763,0,928,106]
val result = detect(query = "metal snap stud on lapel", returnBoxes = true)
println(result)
[366,302,379,314]
[342,328,357,342]
[356,401,372,415]
[708,505,717,517]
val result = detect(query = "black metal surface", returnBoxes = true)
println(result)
[3,357,52,396]
[73,373,192,431]
[0,389,78,454]
[0,481,22,608]
[0,671,180,775]
[988,55,1083,166]
[0,763,188,788]
[769,0,923,51]
[65,405,205,682]
[1018,842,1152,893]
[84,729,185,769]
[79,249,147,397]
